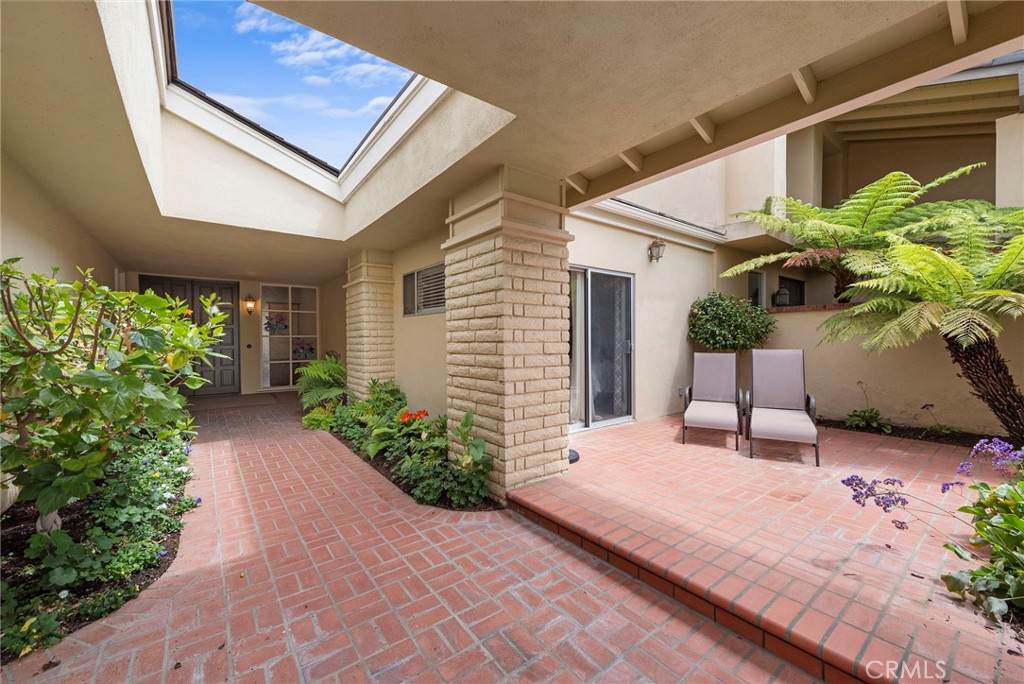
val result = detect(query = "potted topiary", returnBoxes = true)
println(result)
[687,291,776,386]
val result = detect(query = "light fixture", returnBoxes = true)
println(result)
[771,287,790,307]
[244,295,256,316]
[647,239,666,263]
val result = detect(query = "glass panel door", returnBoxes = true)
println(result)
[588,271,633,425]
[568,270,587,429]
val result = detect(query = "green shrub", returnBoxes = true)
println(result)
[845,407,892,434]
[0,259,221,528]
[295,355,348,410]
[301,406,335,431]
[687,291,776,351]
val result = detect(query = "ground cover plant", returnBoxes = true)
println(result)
[302,379,496,509]
[0,259,219,660]
[843,437,1024,622]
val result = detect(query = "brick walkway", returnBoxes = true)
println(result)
[3,399,813,683]
[509,419,1024,684]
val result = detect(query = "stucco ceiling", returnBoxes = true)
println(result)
[1,1,1022,285]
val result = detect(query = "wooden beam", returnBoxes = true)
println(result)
[843,124,994,142]
[879,74,1017,106]
[791,66,818,105]
[564,173,589,194]
[618,148,644,173]
[948,0,969,46]
[832,93,1019,122]
[690,114,716,144]
[833,111,1007,133]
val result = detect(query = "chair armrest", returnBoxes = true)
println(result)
[806,394,817,422]
[680,386,692,408]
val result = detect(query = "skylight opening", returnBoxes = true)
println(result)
[166,0,414,174]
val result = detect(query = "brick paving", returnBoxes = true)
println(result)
[3,399,814,683]
[509,419,1024,684]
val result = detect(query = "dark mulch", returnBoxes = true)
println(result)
[329,433,503,512]
[817,418,992,449]
[0,500,182,664]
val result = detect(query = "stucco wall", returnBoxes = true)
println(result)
[320,273,347,362]
[765,309,1024,435]
[566,216,714,421]
[393,230,448,417]
[1,152,118,285]
[715,245,835,306]
[843,135,996,203]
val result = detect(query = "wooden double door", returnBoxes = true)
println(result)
[138,276,240,395]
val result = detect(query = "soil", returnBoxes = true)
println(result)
[0,499,183,664]
[330,433,503,512]
[817,418,992,449]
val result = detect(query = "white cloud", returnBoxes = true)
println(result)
[322,95,395,119]
[332,62,411,88]
[233,3,293,34]
[208,93,330,122]
[270,30,358,67]
[302,75,332,87]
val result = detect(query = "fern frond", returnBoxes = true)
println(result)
[919,163,985,194]
[965,290,1024,318]
[938,308,1002,347]
[719,252,800,278]
[984,233,1024,290]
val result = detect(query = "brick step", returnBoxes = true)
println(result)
[508,497,868,684]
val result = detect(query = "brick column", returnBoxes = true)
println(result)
[444,167,573,499]
[344,250,394,401]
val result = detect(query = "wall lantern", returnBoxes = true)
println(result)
[647,239,667,263]
[244,295,257,316]
[771,287,790,307]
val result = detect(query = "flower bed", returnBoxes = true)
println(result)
[1,436,200,661]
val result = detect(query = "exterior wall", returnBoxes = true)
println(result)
[566,216,714,421]
[766,309,1024,435]
[320,273,347,362]
[995,113,1023,207]
[724,138,787,218]
[715,245,835,306]
[1,152,118,285]
[393,229,448,417]
[843,135,996,203]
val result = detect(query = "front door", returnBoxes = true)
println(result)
[138,275,241,395]
[568,268,634,429]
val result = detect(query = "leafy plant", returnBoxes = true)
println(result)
[294,354,347,410]
[920,403,961,437]
[815,189,1024,445]
[720,165,984,299]
[301,406,335,431]
[687,291,776,351]
[0,259,222,529]
[845,408,892,434]
[842,437,1024,622]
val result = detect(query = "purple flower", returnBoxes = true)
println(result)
[892,520,909,530]
[941,481,965,493]
[882,477,904,487]
[970,438,1014,460]
[142,459,149,465]
[955,461,973,477]
[841,475,908,512]
[157,549,168,557]
[195,497,202,505]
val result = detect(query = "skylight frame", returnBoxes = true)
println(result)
[158,0,415,177]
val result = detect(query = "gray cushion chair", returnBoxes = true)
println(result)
[680,352,742,450]
[745,349,819,466]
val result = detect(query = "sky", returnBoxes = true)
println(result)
[172,1,413,168]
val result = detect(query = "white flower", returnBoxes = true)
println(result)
[175,466,189,473]
[156,503,168,510]
[163,492,175,499]
[58,590,69,599]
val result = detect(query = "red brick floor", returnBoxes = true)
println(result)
[3,400,816,684]
[508,419,1024,684]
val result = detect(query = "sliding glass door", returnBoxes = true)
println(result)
[569,268,634,429]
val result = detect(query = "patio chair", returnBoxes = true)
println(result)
[746,349,819,466]
[680,352,742,450]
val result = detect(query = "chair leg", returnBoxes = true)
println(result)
[749,437,754,459]
[734,432,738,451]
[814,443,820,467]
[682,424,687,444]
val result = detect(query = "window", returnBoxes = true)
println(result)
[777,276,806,307]
[403,263,446,315]
[260,285,318,388]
